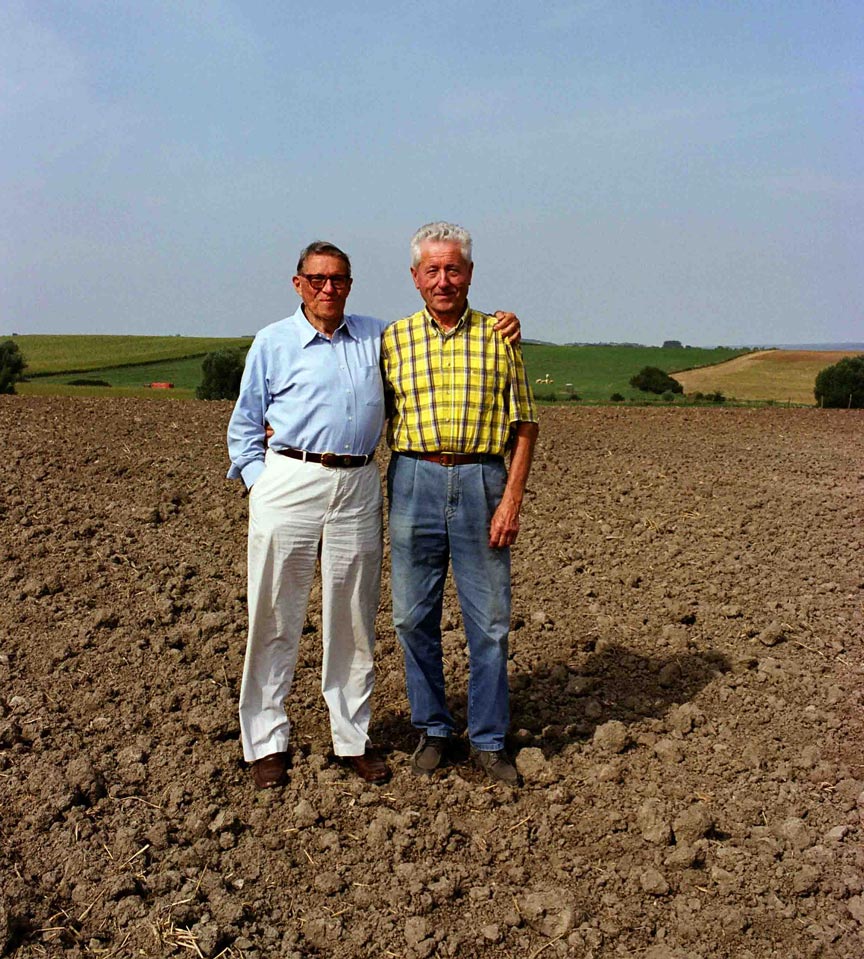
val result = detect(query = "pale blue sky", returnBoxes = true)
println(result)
[2,1,861,344]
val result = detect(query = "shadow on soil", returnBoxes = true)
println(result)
[372,643,731,759]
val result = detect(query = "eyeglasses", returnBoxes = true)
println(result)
[299,273,352,291]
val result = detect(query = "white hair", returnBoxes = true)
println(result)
[410,221,473,267]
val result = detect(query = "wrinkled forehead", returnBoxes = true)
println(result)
[415,240,470,267]
[298,253,350,276]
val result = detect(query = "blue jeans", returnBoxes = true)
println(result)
[387,453,511,751]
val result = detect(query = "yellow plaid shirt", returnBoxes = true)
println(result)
[381,306,537,455]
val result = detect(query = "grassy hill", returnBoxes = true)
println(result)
[10,334,751,403]
[11,334,252,376]
[521,343,746,402]
[673,349,858,405]
[12,334,252,399]
[24,355,217,392]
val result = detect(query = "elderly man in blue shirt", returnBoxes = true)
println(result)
[227,240,518,789]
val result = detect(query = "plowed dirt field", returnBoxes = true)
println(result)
[1,397,862,959]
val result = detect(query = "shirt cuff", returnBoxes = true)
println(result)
[226,460,265,488]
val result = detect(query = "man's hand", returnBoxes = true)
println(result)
[488,421,538,549]
[247,422,274,489]
[493,311,521,346]
[489,494,521,548]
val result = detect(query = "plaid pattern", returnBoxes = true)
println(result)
[381,307,537,455]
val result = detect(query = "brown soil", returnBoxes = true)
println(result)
[1,397,863,959]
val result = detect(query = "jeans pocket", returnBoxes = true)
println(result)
[481,460,507,514]
[386,454,414,510]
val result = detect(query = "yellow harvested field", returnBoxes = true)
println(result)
[673,350,860,404]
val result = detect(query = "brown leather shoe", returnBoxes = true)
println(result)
[251,752,288,789]
[346,748,390,784]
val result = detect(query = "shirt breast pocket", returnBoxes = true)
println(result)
[355,364,384,406]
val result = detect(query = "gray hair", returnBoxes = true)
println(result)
[296,241,351,276]
[410,222,473,267]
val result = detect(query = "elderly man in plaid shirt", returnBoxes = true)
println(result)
[381,222,539,785]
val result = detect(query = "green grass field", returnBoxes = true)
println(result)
[10,334,252,376]
[9,334,749,403]
[27,355,213,390]
[521,343,746,402]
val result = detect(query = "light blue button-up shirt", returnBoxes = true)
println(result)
[227,306,388,488]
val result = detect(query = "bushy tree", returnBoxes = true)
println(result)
[0,340,27,394]
[196,349,244,400]
[814,354,864,409]
[629,366,683,395]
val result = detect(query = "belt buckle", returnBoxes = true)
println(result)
[320,452,339,468]
[439,452,456,467]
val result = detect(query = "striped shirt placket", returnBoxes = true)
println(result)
[460,318,475,448]
[435,313,456,450]
[411,321,433,449]
[426,321,443,449]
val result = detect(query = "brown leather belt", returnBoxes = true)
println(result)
[397,451,503,467]
[276,447,374,468]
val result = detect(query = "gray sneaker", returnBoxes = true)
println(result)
[471,747,519,785]
[411,734,449,776]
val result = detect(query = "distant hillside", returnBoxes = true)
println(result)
[13,334,751,403]
[521,343,747,402]
[673,350,859,404]
[11,334,252,377]
[770,343,864,352]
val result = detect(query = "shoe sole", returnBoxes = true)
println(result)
[411,742,448,777]
[411,760,440,777]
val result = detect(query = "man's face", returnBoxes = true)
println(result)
[410,241,473,320]
[293,253,352,326]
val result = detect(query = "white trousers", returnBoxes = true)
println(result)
[238,450,382,761]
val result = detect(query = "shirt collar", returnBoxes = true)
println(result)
[423,302,471,337]
[292,305,359,346]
